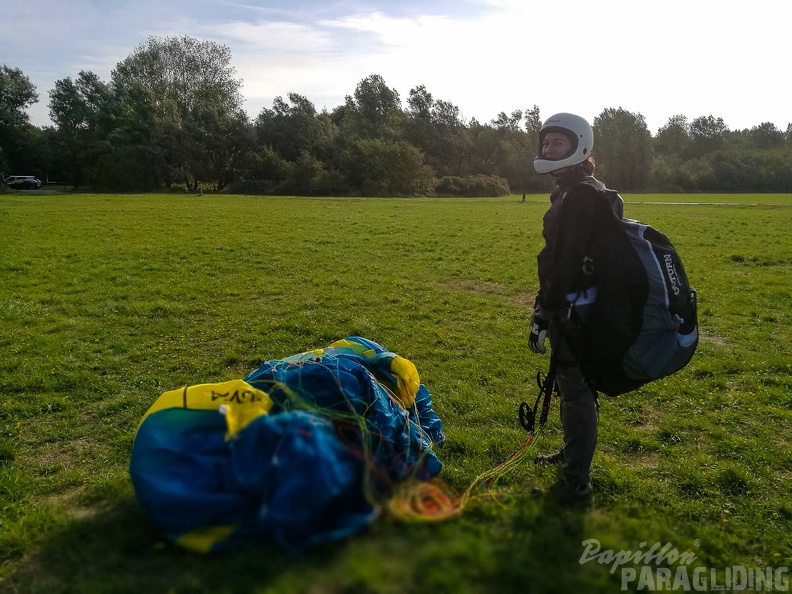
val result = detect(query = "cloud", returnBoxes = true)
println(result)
[11,0,792,131]
[207,20,343,55]
[226,6,538,121]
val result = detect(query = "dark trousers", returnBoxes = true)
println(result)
[557,365,598,486]
[550,307,598,486]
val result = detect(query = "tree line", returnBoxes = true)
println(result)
[2,35,791,196]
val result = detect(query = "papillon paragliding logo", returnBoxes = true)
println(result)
[579,538,790,592]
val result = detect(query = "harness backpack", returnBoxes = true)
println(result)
[569,182,699,396]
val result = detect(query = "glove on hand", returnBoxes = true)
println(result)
[529,309,549,354]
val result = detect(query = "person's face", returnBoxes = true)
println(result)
[542,132,573,160]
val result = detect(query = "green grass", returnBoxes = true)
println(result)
[1,192,791,593]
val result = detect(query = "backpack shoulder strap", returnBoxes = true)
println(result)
[578,178,624,220]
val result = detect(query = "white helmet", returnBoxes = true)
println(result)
[533,112,594,174]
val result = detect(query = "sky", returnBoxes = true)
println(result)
[1,0,789,135]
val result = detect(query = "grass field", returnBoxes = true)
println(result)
[1,192,790,593]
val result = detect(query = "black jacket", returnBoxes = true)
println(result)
[536,170,623,313]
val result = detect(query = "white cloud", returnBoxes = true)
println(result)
[10,0,792,132]
[203,20,339,54]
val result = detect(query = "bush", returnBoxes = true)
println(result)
[226,179,281,195]
[434,176,464,196]
[285,152,349,196]
[341,139,435,196]
[435,174,510,197]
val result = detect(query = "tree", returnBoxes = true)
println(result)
[0,65,38,173]
[111,35,245,189]
[492,132,537,193]
[519,105,547,190]
[96,79,173,191]
[48,71,115,187]
[689,115,728,157]
[426,99,471,176]
[49,71,113,132]
[653,114,693,158]
[406,85,433,121]
[467,121,501,175]
[341,74,402,139]
[340,138,433,196]
[747,122,784,150]
[182,107,254,190]
[0,65,37,128]
[255,93,329,162]
[593,108,653,191]
[403,86,469,178]
[432,100,462,128]
[524,105,541,135]
[491,110,522,132]
[112,35,242,118]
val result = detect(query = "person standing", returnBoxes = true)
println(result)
[528,112,624,505]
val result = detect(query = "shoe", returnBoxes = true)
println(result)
[534,449,564,466]
[532,478,593,506]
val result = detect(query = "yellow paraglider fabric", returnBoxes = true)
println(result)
[137,379,273,428]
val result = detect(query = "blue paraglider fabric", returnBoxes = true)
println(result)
[129,337,443,554]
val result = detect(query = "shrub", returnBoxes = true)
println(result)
[341,139,435,196]
[435,174,510,197]
[226,179,281,195]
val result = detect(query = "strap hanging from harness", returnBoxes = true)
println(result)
[519,351,558,434]
[518,290,591,434]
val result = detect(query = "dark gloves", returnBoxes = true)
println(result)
[529,308,549,354]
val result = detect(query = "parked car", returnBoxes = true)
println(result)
[4,176,42,190]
